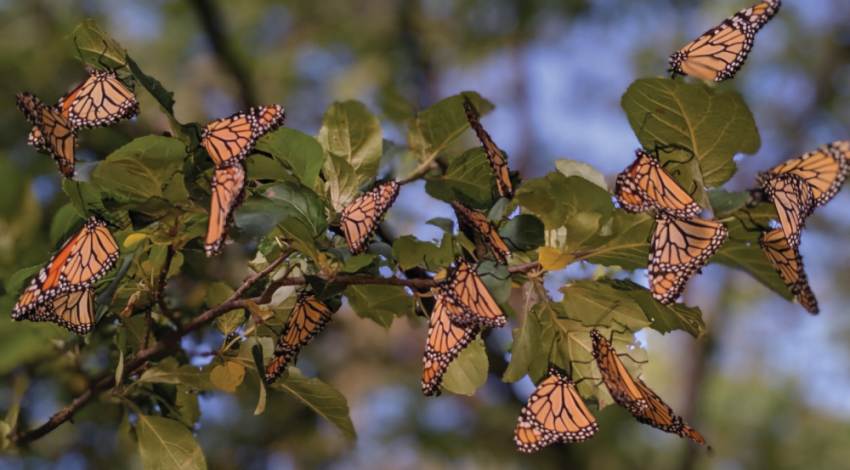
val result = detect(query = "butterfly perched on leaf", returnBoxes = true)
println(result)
[16,92,77,178]
[615,149,702,219]
[669,0,781,82]
[514,366,598,452]
[422,293,479,396]
[202,105,286,168]
[759,228,818,314]
[591,330,706,444]
[340,181,401,255]
[451,200,511,265]
[12,217,119,333]
[440,259,506,329]
[463,97,513,198]
[205,165,246,257]
[265,293,334,384]
[58,65,139,130]
[649,213,728,305]
[755,141,850,247]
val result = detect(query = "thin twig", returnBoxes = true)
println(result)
[153,245,178,323]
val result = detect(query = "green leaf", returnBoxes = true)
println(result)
[304,275,348,302]
[71,19,129,71]
[477,260,511,304]
[49,203,83,246]
[93,136,190,214]
[555,159,608,190]
[172,389,201,428]
[263,182,328,235]
[318,101,382,186]
[323,154,361,213]
[205,283,244,335]
[584,211,654,270]
[244,154,299,184]
[344,285,414,329]
[621,78,760,207]
[392,234,454,271]
[515,172,613,230]
[341,254,377,274]
[426,218,455,234]
[210,361,246,393]
[708,189,750,217]
[605,278,705,337]
[251,344,268,416]
[713,240,793,300]
[7,265,42,294]
[442,339,488,395]
[503,303,543,383]
[560,280,651,332]
[271,367,357,440]
[255,128,324,188]
[566,211,603,250]
[408,91,493,162]
[276,217,321,260]
[137,359,217,392]
[233,196,288,241]
[424,148,497,209]
[136,415,207,470]
[499,214,544,251]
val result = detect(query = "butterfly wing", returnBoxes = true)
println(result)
[765,141,850,207]
[441,260,507,328]
[590,330,648,415]
[37,289,97,335]
[422,294,479,396]
[616,150,702,218]
[669,0,780,81]
[202,112,256,167]
[514,367,598,452]
[13,217,118,319]
[340,181,400,255]
[16,92,76,177]
[451,200,511,265]
[58,68,139,129]
[205,165,246,257]
[265,294,333,384]
[759,228,818,314]
[757,173,814,248]
[463,98,513,198]
[649,214,728,305]
[633,379,706,444]
[250,104,286,134]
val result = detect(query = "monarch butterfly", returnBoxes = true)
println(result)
[202,105,286,168]
[759,141,850,207]
[514,366,598,452]
[649,213,728,305]
[265,293,334,384]
[27,289,97,335]
[56,65,139,130]
[340,181,400,255]
[463,97,513,198]
[669,0,781,82]
[756,173,814,248]
[591,330,706,444]
[759,228,818,314]
[615,149,702,219]
[16,92,77,178]
[422,293,480,396]
[12,217,119,322]
[440,259,507,328]
[451,200,511,265]
[205,165,246,257]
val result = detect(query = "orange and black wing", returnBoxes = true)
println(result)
[16,92,76,177]
[205,165,246,257]
[463,98,513,198]
[514,367,598,452]
[763,141,850,208]
[615,149,702,218]
[422,294,479,396]
[57,66,139,130]
[13,217,118,319]
[340,181,400,254]
[440,259,506,328]
[30,289,97,335]
[760,228,818,314]
[669,0,780,81]
[649,214,728,305]
[250,104,286,134]
[202,112,256,167]
[756,173,814,248]
[633,379,706,444]
[451,200,511,265]
[265,294,333,384]
[590,330,648,415]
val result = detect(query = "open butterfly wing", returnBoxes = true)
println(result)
[422,294,479,396]
[440,260,506,328]
[58,68,139,129]
[265,294,333,384]
[340,181,400,255]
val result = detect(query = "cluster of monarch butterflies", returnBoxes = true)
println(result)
[201,105,286,256]
[16,59,140,177]
[514,329,706,452]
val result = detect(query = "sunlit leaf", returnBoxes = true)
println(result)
[271,367,357,440]
[442,339,488,395]
[137,415,207,470]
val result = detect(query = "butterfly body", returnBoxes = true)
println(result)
[340,181,400,255]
